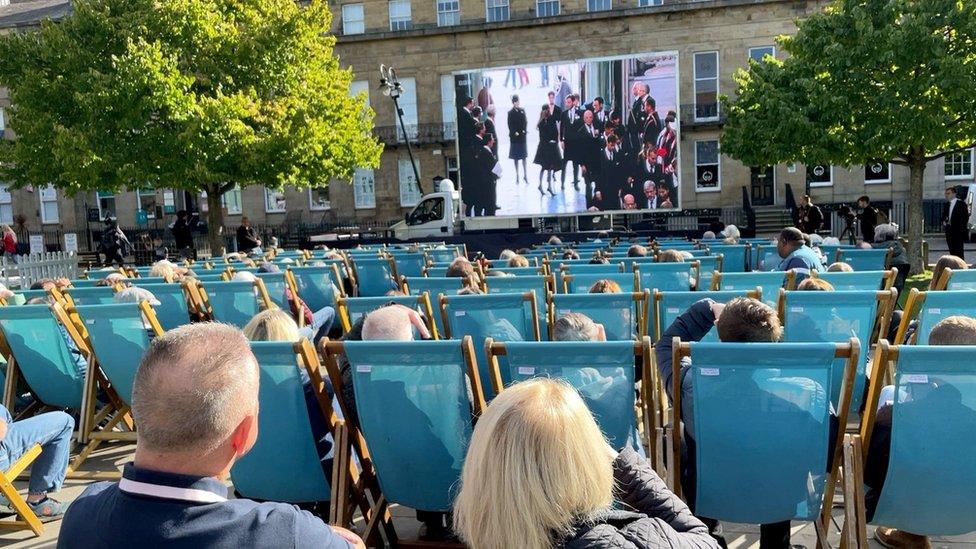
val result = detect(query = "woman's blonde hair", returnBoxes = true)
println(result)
[930,254,968,290]
[507,254,530,268]
[453,378,613,549]
[149,261,176,281]
[588,279,621,294]
[243,308,300,342]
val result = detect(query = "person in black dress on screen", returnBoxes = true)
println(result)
[508,95,528,184]
[534,105,561,197]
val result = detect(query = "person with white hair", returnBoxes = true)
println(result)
[59,324,363,548]
[362,305,431,342]
[115,287,162,337]
[702,230,716,240]
[721,224,741,244]
[553,313,606,342]
[498,249,517,261]
[873,223,910,291]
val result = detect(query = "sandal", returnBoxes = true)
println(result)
[28,497,67,519]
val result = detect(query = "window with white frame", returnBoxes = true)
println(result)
[537,0,560,16]
[137,188,158,219]
[486,0,508,22]
[96,190,116,220]
[264,187,286,213]
[637,0,661,6]
[864,161,891,184]
[748,46,775,62]
[437,0,459,26]
[397,77,418,141]
[389,0,412,30]
[695,140,721,192]
[694,51,719,121]
[945,149,974,180]
[309,188,331,210]
[446,156,459,184]
[587,0,610,11]
[39,183,59,224]
[353,168,376,209]
[807,163,833,187]
[200,185,242,215]
[341,4,365,35]
[0,107,5,136]
[0,184,12,225]
[440,75,457,140]
[398,158,422,206]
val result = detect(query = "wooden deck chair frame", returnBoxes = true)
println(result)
[561,271,640,294]
[349,256,397,298]
[710,271,796,292]
[547,290,651,340]
[892,288,930,345]
[653,288,761,341]
[285,263,345,330]
[810,268,897,291]
[0,443,45,536]
[776,288,897,351]
[671,338,860,549]
[933,268,953,291]
[322,336,485,548]
[335,292,439,339]
[196,278,273,319]
[440,291,541,341]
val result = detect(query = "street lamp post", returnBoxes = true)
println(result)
[379,64,423,196]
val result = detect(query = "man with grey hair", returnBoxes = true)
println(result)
[553,312,606,342]
[362,305,430,341]
[59,323,363,548]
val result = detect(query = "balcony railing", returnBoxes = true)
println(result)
[373,123,457,145]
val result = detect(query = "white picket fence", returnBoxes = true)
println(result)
[1,252,79,289]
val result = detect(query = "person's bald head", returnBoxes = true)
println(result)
[132,323,259,455]
[362,306,416,341]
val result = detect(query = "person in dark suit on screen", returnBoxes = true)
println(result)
[592,135,625,211]
[559,94,583,190]
[577,109,603,201]
[627,82,650,151]
[507,95,528,184]
[944,186,970,260]
[640,97,663,146]
[484,105,499,157]
[586,96,607,130]
[474,135,499,217]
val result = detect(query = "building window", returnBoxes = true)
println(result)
[199,185,242,215]
[695,140,721,192]
[137,188,157,219]
[341,4,365,35]
[864,161,891,184]
[446,156,459,184]
[39,183,59,224]
[0,184,12,225]
[694,51,719,122]
[96,190,116,220]
[587,0,610,11]
[537,0,560,16]
[486,0,508,22]
[353,168,376,209]
[264,187,286,213]
[637,0,661,5]
[396,77,418,141]
[807,164,833,187]
[309,188,331,211]
[945,149,974,180]
[389,0,412,31]
[440,75,457,140]
[399,158,422,206]
[437,0,460,26]
[0,107,5,137]
[748,46,775,62]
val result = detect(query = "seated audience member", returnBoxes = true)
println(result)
[702,231,716,240]
[115,287,163,338]
[858,242,874,250]
[873,223,910,292]
[149,260,178,281]
[809,233,824,248]
[31,278,71,292]
[484,270,512,278]
[453,378,717,549]
[553,313,605,342]
[589,279,622,294]
[0,407,73,518]
[796,278,834,291]
[498,249,516,262]
[627,245,648,258]
[548,235,562,246]
[0,282,23,305]
[657,249,685,263]
[865,316,976,548]
[721,224,741,244]
[589,254,609,265]
[447,257,482,288]
[508,255,530,268]
[827,262,853,272]
[929,254,967,290]
[776,227,825,283]
[58,324,363,548]
[822,236,841,246]
[233,271,335,344]
[562,249,580,260]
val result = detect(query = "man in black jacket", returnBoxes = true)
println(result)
[856,195,879,244]
[943,186,969,260]
[170,210,195,260]
[796,195,824,235]
[592,136,624,211]
[559,94,583,190]
[577,109,603,200]
[236,217,260,254]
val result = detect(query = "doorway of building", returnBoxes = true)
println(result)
[750,166,775,206]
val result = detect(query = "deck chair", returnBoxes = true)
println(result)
[68,279,102,288]
[0,443,45,536]
[780,289,896,413]
[351,257,398,297]
[753,244,782,271]
[62,287,118,307]
[819,244,856,263]
[323,338,486,546]
[440,291,540,399]
[424,246,463,264]
[401,276,468,298]
[843,342,976,547]
[550,291,650,341]
[254,272,291,309]
[487,339,652,453]
[389,252,426,279]
[336,293,438,338]
[706,244,750,272]
[10,290,52,304]
[192,271,230,283]
[287,264,345,312]
[836,248,892,271]
[562,271,639,294]
[671,340,859,546]
[422,265,451,277]
[896,289,976,345]
[653,289,761,342]
[712,271,794,308]
[134,283,192,331]
[484,275,553,338]
[936,267,976,291]
[495,266,547,276]
[198,279,272,328]
[560,263,624,276]
[811,269,896,291]
[632,262,696,294]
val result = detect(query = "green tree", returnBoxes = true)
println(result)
[0,0,382,254]
[722,0,976,273]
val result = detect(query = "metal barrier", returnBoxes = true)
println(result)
[1,252,79,289]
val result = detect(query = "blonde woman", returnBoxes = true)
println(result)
[507,254,530,268]
[453,378,716,549]
[2,225,17,259]
[242,308,301,342]
[148,260,177,282]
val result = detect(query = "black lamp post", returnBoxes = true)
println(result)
[379,64,423,196]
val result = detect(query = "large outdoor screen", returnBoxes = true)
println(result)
[453,51,680,219]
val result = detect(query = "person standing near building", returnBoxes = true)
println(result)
[796,195,824,235]
[943,186,970,260]
[559,94,583,190]
[100,218,131,266]
[856,195,880,244]
[1,225,17,262]
[236,216,261,254]
[507,95,528,185]
[170,210,195,260]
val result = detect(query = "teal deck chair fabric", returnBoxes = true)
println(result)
[130,276,170,285]
[551,293,640,341]
[688,342,837,523]
[634,263,693,293]
[344,340,474,511]
[714,272,786,308]
[754,245,781,271]
[12,290,50,304]
[74,303,151,405]
[290,266,341,312]
[64,287,117,305]
[563,272,637,294]
[204,281,262,328]
[560,264,623,275]
[342,295,432,335]
[945,269,976,291]
[496,266,546,276]
[424,266,450,277]
[392,253,427,278]
[913,291,976,345]
[820,245,856,263]
[443,293,538,398]
[69,279,102,288]
[815,270,888,291]
[134,283,190,331]
[708,245,749,272]
[230,341,331,504]
[0,305,85,409]
[484,276,550,339]
[696,256,722,290]
[403,276,466,298]
[503,341,639,450]
[425,246,463,264]
[656,290,754,342]
[193,272,227,282]
[255,272,289,309]
[837,248,889,271]
[131,266,154,277]
[782,290,878,411]
[353,258,397,297]
[870,346,976,535]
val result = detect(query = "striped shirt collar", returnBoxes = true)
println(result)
[119,463,228,504]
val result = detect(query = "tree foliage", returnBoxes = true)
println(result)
[722,0,976,272]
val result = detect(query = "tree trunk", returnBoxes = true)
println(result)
[906,154,926,274]
[206,184,226,258]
